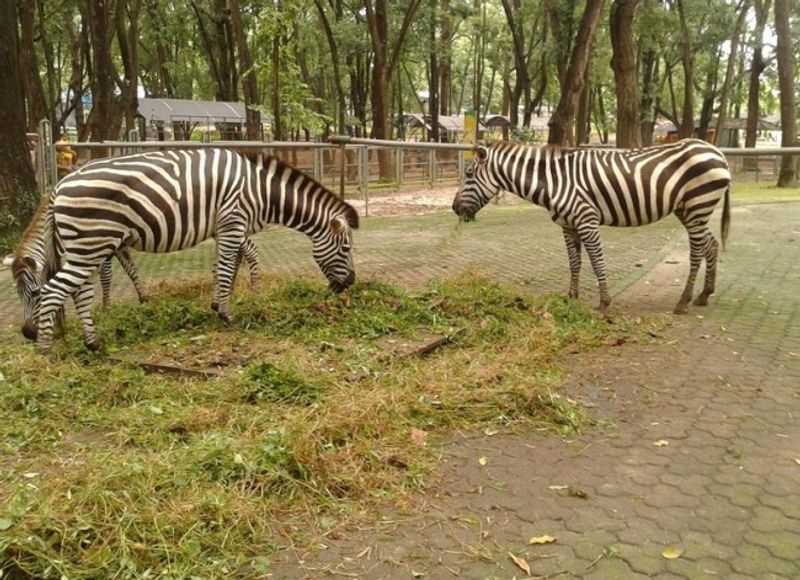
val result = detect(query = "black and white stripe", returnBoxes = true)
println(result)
[452,138,731,313]
[16,148,358,353]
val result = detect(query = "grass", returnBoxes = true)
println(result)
[0,274,658,577]
[731,181,800,205]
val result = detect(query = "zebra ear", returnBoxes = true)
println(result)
[475,145,489,163]
[330,215,349,235]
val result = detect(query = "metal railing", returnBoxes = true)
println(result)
[38,123,800,216]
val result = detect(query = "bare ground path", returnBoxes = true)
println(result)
[267,201,800,579]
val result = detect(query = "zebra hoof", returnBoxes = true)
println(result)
[673,303,689,315]
[217,312,235,326]
[85,339,104,352]
[693,294,710,306]
[211,302,219,312]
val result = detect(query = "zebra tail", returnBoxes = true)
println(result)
[721,184,731,251]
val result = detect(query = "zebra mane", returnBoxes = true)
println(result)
[14,195,51,261]
[489,141,567,160]
[12,194,60,286]
[250,151,359,229]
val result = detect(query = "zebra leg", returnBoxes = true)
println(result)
[674,224,708,314]
[693,232,718,306]
[211,228,245,325]
[115,246,148,303]
[562,227,582,300]
[72,280,102,351]
[99,258,113,309]
[242,238,261,289]
[36,263,95,355]
[577,224,611,313]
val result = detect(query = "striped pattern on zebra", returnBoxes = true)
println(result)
[14,197,261,340]
[14,148,358,354]
[452,138,731,314]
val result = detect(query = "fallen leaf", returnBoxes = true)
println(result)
[542,311,554,321]
[0,518,12,531]
[548,484,568,490]
[411,571,424,578]
[149,405,163,415]
[567,486,589,499]
[356,546,371,558]
[794,458,800,467]
[22,472,39,479]
[478,456,488,466]
[483,427,499,436]
[508,552,531,575]
[410,428,428,446]
[662,546,684,559]
[654,439,669,447]
[529,534,557,545]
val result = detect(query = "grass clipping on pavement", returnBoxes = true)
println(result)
[0,275,649,577]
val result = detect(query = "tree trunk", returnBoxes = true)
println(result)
[501,0,531,131]
[548,0,605,146]
[228,0,261,140]
[314,0,347,134]
[696,54,719,141]
[639,49,658,145]
[774,0,797,186]
[610,0,640,148]
[576,75,591,144]
[712,0,749,145]
[745,0,770,149]
[675,0,694,138]
[16,0,49,132]
[85,0,121,142]
[429,0,440,142]
[145,0,175,97]
[116,0,141,138]
[0,0,39,231]
[439,0,452,116]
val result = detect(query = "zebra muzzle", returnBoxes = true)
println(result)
[21,322,38,341]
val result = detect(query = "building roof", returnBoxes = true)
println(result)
[137,98,248,124]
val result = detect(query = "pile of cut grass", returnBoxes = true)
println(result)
[0,275,653,577]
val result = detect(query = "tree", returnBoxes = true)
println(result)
[228,0,261,140]
[610,0,640,148]
[84,0,121,142]
[774,0,797,186]
[745,0,770,150]
[16,0,49,133]
[0,0,39,235]
[674,0,695,138]
[713,0,750,145]
[363,0,424,177]
[548,0,605,146]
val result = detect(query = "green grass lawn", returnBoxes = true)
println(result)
[0,275,659,577]
[730,181,800,205]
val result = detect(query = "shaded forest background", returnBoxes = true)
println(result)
[0,0,798,232]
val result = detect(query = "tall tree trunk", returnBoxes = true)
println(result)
[675,0,694,138]
[696,54,719,141]
[639,49,658,145]
[429,0,440,142]
[85,0,121,143]
[228,0,261,140]
[501,0,531,131]
[439,0,452,116]
[16,0,49,132]
[745,0,770,149]
[610,0,640,148]
[145,0,175,96]
[116,0,141,137]
[472,0,486,119]
[713,0,749,145]
[576,75,592,144]
[314,0,347,134]
[774,0,797,186]
[363,0,423,177]
[548,0,605,146]
[64,13,88,138]
[0,0,39,230]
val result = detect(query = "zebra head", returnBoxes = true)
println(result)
[312,207,359,293]
[452,145,500,222]
[12,255,42,341]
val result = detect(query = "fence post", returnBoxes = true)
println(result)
[313,147,323,182]
[396,148,404,187]
[37,119,57,196]
[360,146,370,217]
[429,149,436,187]
[458,151,465,183]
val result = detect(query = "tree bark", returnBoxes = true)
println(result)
[548,0,605,146]
[313,0,347,134]
[697,52,720,140]
[675,0,694,138]
[429,0,440,142]
[0,0,39,231]
[85,0,121,142]
[439,0,452,116]
[116,0,141,137]
[745,0,770,149]
[774,0,797,186]
[16,0,49,132]
[228,0,261,140]
[713,0,749,145]
[610,0,640,148]
[501,0,531,131]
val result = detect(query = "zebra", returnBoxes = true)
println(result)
[14,198,262,340]
[452,139,731,314]
[14,148,358,354]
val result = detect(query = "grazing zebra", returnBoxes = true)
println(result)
[14,148,358,354]
[14,198,261,341]
[452,139,731,314]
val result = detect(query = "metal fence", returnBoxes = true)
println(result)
[35,124,800,217]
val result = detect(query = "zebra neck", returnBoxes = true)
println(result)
[255,158,341,236]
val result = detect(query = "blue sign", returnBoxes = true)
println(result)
[81,93,92,108]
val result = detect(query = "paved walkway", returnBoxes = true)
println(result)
[267,201,800,578]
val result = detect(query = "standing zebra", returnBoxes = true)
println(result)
[452,139,731,314]
[14,148,358,354]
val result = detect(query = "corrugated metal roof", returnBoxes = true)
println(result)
[137,98,247,123]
